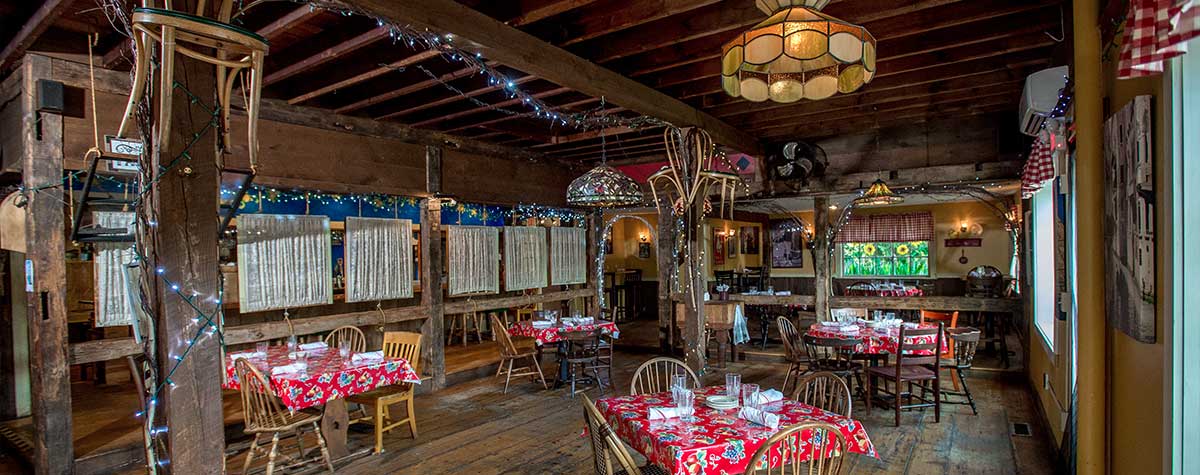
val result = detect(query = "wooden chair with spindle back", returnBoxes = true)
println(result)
[741,421,848,475]
[864,322,944,426]
[629,357,700,396]
[942,327,982,415]
[345,331,421,454]
[116,0,268,169]
[776,316,805,395]
[233,358,334,474]
[802,334,862,393]
[324,325,367,352]
[490,313,548,393]
[919,310,960,379]
[581,395,670,475]
[792,371,852,418]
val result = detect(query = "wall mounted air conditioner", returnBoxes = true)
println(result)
[1019,65,1069,136]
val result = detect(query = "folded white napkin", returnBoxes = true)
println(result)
[738,406,781,429]
[351,350,385,363]
[776,291,792,296]
[531,321,554,328]
[270,363,305,376]
[747,389,785,406]
[229,350,265,360]
[648,407,680,420]
[298,341,327,351]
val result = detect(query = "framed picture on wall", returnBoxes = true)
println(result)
[740,226,759,254]
[769,220,804,268]
[727,231,738,257]
[712,228,725,265]
[637,242,651,259]
[604,233,613,255]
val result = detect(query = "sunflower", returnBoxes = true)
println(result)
[896,244,910,256]
[863,243,877,256]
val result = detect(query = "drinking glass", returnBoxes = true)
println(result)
[725,373,741,400]
[676,388,696,422]
[296,354,308,376]
[671,373,688,391]
[338,345,350,359]
[742,384,761,410]
[286,335,298,352]
[255,341,268,355]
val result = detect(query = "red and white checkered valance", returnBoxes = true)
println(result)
[1022,137,1056,199]
[1119,0,1200,78]
[835,212,933,243]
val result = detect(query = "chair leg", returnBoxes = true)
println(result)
[311,422,335,473]
[864,374,872,414]
[894,380,902,427]
[116,31,150,138]
[950,367,962,392]
[782,366,793,396]
[406,396,418,438]
[934,375,942,423]
[265,432,280,475]
[248,49,265,169]
[495,357,505,377]
[503,359,514,394]
[241,433,260,475]
[959,369,978,415]
[531,355,548,389]
[374,400,385,454]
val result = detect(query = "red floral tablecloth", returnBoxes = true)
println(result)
[845,287,923,297]
[595,386,875,475]
[223,344,420,411]
[807,322,945,355]
[507,320,620,346]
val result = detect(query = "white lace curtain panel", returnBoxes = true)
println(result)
[237,214,332,313]
[504,226,548,291]
[345,217,414,302]
[550,227,587,285]
[94,211,136,327]
[446,225,499,296]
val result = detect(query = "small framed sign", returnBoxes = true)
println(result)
[945,238,982,248]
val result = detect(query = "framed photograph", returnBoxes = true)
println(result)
[740,226,760,255]
[727,231,738,257]
[604,233,614,255]
[712,228,725,265]
[769,220,805,268]
[637,242,651,259]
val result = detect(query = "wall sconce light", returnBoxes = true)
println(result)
[952,220,984,237]
[959,221,969,234]
[638,232,649,243]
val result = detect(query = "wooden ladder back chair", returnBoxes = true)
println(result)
[558,329,604,396]
[792,372,852,418]
[629,357,700,396]
[324,325,367,353]
[865,323,944,426]
[346,331,421,454]
[776,316,805,395]
[117,0,268,169]
[741,421,848,475]
[233,358,334,474]
[581,395,669,475]
[490,313,548,393]
[943,327,982,415]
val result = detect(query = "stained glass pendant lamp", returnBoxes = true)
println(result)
[566,114,644,208]
[721,0,876,102]
[855,179,904,207]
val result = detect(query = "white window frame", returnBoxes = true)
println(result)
[1031,184,1057,352]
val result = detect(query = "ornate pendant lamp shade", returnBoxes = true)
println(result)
[566,164,644,207]
[855,179,904,207]
[722,0,876,103]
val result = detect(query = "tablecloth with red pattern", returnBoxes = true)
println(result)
[844,287,923,297]
[507,320,620,346]
[595,386,875,475]
[223,344,420,411]
[807,322,945,355]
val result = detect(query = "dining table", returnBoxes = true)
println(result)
[806,321,946,356]
[223,342,421,459]
[507,318,620,385]
[595,386,876,475]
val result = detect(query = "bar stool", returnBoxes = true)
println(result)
[446,312,484,346]
[116,2,268,168]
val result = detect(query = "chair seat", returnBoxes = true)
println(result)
[346,384,413,405]
[812,359,863,372]
[615,464,671,475]
[245,407,323,433]
[133,7,269,45]
[866,364,936,381]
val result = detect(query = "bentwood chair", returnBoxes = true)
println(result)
[233,359,334,475]
[919,310,960,381]
[941,327,982,415]
[792,372,852,418]
[116,1,268,168]
[581,395,670,475]
[776,316,805,395]
[629,357,700,396]
[346,331,421,454]
[864,323,944,427]
[557,329,605,397]
[490,314,548,393]
[324,325,367,353]
[741,421,848,475]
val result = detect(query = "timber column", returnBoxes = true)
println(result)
[812,196,831,321]
[420,146,446,390]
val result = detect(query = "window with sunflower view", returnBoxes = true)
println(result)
[840,241,930,277]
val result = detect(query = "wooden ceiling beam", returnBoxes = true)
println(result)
[761,101,1016,140]
[1,0,77,73]
[288,49,441,104]
[539,131,663,154]
[750,89,1020,134]
[556,0,721,47]
[375,75,539,121]
[337,0,762,154]
[558,140,665,160]
[334,61,496,114]
[256,5,324,40]
[444,97,610,133]
[507,0,601,26]
[411,86,572,127]
[264,27,389,86]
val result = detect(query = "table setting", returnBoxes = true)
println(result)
[507,313,620,346]
[808,315,944,356]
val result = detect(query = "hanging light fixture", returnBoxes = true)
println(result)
[855,179,904,207]
[721,0,876,103]
[566,99,644,208]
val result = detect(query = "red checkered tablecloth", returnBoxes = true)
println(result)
[223,344,420,411]
[595,386,876,475]
[507,320,619,346]
[807,322,945,355]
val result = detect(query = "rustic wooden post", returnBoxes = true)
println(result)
[813,196,831,321]
[0,251,16,419]
[21,54,72,475]
[419,146,446,390]
[681,201,706,374]
[585,210,601,318]
[139,16,226,471]
[655,206,676,353]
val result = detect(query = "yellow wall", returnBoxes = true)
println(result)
[602,213,660,280]
[703,218,764,277]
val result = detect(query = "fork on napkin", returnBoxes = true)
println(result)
[351,350,385,363]
[738,406,780,429]
[746,389,785,406]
